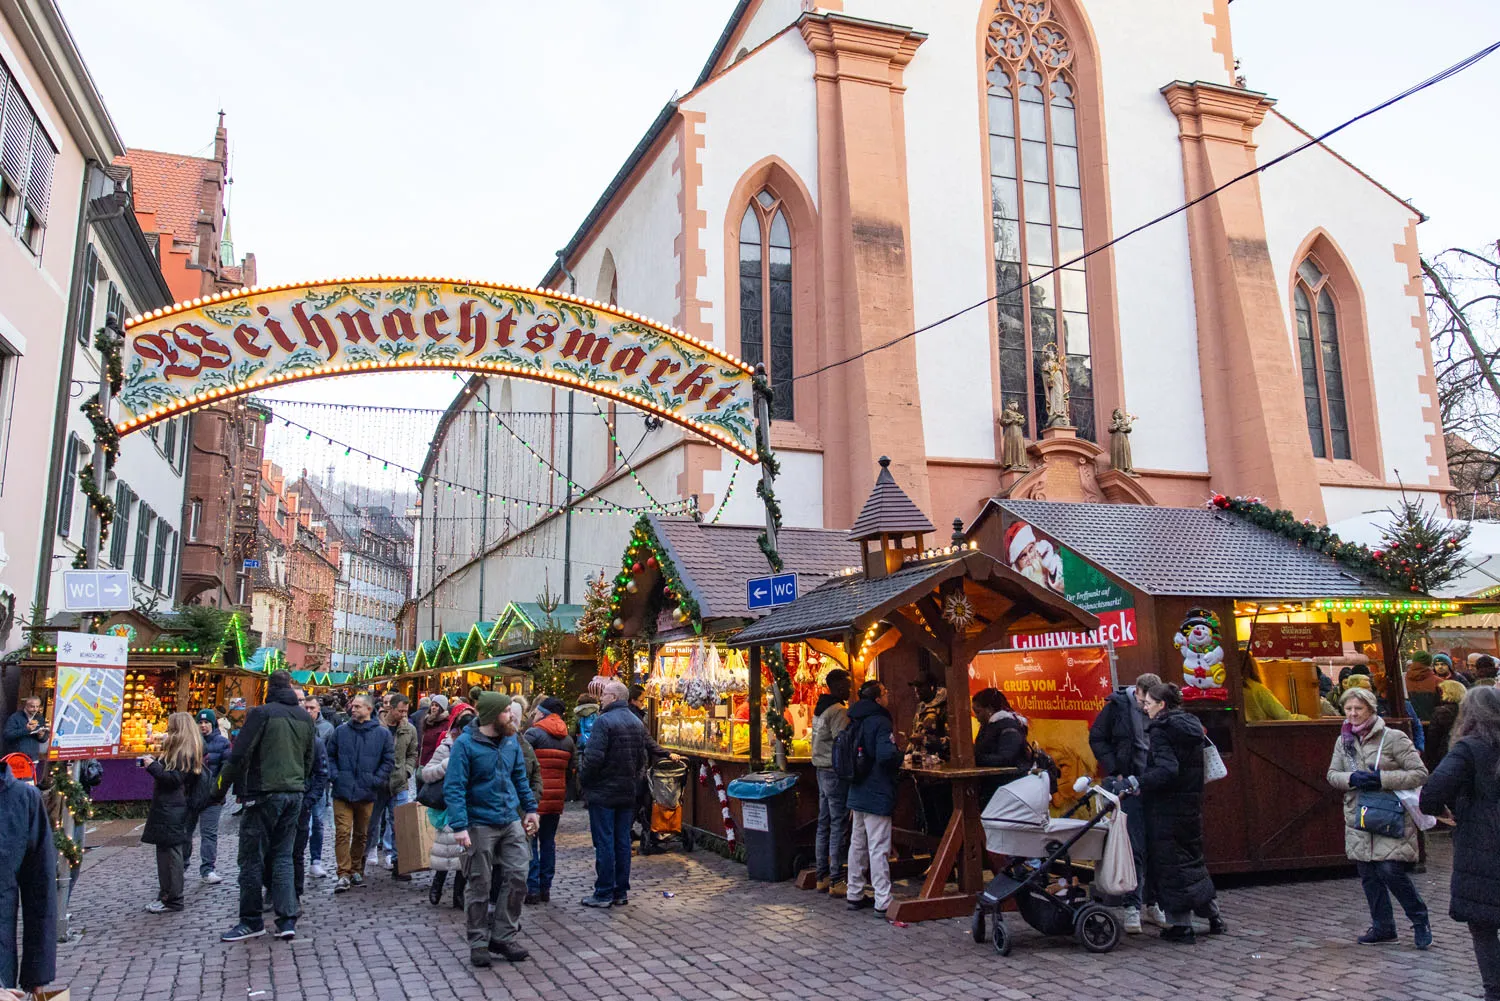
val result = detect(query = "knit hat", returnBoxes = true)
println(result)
[196,708,217,725]
[476,691,512,726]
[431,694,450,712]
[1340,686,1378,712]
[538,696,566,716]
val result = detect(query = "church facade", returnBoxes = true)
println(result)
[414,0,1448,637]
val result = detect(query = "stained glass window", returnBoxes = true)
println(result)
[986,0,1093,439]
[1292,256,1351,460]
[738,190,794,420]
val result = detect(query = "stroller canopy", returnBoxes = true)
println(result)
[980,772,1050,827]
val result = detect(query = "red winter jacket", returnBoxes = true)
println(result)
[524,713,575,815]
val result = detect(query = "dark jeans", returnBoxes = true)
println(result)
[155,843,185,909]
[527,813,561,895]
[588,804,635,901]
[1471,923,1500,1001]
[815,767,849,880]
[238,793,302,925]
[196,803,223,876]
[292,798,314,897]
[1356,860,1428,935]
[308,791,328,864]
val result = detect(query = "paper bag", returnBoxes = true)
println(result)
[31,989,71,1001]
[393,800,435,875]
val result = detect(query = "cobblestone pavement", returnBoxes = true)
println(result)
[53,810,1484,1001]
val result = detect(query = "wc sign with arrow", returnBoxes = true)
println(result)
[746,572,798,611]
[61,570,133,612]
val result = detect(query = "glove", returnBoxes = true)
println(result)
[1350,770,1382,791]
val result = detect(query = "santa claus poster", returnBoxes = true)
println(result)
[971,646,1114,803]
[1003,520,1138,649]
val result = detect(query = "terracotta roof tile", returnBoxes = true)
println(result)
[848,456,935,541]
[648,516,861,621]
[116,148,214,245]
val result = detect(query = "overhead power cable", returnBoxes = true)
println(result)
[789,39,1500,385]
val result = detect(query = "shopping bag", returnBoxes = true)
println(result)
[1395,788,1437,831]
[29,989,71,1000]
[1202,740,1228,783]
[393,800,435,875]
[1094,813,1137,896]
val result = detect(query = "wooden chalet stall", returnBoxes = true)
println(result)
[728,462,1097,922]
[967,498,1453,874]
[482,601,591,697]
[605,515,860,845]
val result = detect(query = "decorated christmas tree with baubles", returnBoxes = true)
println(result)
[1371,498,1470,595]
[576,572,614,647]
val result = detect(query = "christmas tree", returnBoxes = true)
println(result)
[1371,498,1470,595]
[575,573,613,647]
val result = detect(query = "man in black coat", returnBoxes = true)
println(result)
[578,681,647,908]
[1087,672,1158,932]
[215,670,315,943]
[0,757,55,994]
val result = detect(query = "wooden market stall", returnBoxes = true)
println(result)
[17,610,270,801]
[965,497,1461,874]
[728,469,1098,923]
[602,515,861,845]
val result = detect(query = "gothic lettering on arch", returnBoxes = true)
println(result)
[986,0,1094,439]
[113,278,760,462]
[738,189,794,421]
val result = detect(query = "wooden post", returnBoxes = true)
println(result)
[749,645,763,772]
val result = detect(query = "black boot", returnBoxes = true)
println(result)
[452,871,466,910]
[429,871,447,906]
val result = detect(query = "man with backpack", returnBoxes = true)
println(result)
[837,679,902,917]
[810,669,851,894]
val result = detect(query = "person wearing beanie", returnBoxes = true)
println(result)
[1475,655,1499,688]
[419,695,452,767]
[445,690,538,967]
[523,697,575,904]
[192,708,231,884]
[1327,685,1431,949]
[214,669,315,943]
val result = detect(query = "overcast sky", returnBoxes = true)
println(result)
[55,0,1500,436]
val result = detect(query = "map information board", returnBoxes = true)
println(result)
[51,631,128,760]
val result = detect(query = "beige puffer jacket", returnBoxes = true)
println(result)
[418,731,465,872]
[1326,717,1427,863]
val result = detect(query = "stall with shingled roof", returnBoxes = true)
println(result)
[730,458,1099,921]
[965,497,1465,873]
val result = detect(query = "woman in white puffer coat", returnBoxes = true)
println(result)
[420,702,475,908]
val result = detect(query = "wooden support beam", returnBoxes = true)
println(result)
[886,609,948,663]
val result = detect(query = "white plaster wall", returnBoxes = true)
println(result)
[1257,112,1439,489]
[1087,0,1225,473]
[734,0,804,55]
[1322,486,1446,529]
[703,447,824,528]
[684,32,819,354]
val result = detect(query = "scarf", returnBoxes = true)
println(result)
[1340,715,1375,756]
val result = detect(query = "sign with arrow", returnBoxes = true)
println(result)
[746,572,798,611]
[61,570,132,612]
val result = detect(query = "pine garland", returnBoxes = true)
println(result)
[96,324,123,396]
[600,518,703,645]
[50,762,94,868]
[1209,493,1469,595]
[750,372,793,763]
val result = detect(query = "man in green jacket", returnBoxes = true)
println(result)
[368,693,418,880]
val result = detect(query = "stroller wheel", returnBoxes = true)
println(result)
[1074,903,1122,953]
[970,907,986,945]
[990,915,1012,956]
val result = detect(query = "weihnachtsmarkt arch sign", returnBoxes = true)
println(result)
[116,277,759,461]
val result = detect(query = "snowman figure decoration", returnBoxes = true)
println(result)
[1174,608,1227,700]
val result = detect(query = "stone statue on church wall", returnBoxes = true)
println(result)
[999,400,1029,471]
[1109,408,1136,475]
[1041,342,1071,428]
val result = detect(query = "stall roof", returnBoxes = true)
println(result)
[650,516,861,621]
[729,549,1097,648]
[976,499,1404,599]
[506,602,584,633]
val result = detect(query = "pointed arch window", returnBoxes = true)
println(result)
[738,189,794,421]
[1293,256,1350,460]
[986,0,1093,439]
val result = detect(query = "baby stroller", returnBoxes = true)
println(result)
[639,758,694,855]
[970,773,1136,956]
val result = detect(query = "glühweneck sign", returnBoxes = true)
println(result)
[117,278,758,460]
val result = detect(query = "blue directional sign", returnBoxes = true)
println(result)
[243,559,262,569]
[747,572,798,610]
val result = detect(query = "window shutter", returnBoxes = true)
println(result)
[109,484,132,568]
[105,282,123,325]
[25,126,53,223]
[152,520,168,590]
[58,435,78,537]
[133,505,153,580]
[0,85,29,191]
[77,246,98,344]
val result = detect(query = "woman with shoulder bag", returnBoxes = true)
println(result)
[418,702,474,908]
[1420,686,1500,1000]
[1326,685,1431,948]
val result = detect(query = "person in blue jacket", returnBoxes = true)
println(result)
[188,708,232,884]
[445,691,538,968]
[0,755,56,994]
[325,694,394,893]
[843,679,902,918]
[3,696,49,762]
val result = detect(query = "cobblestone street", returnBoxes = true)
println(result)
[50,810,1485,1001]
